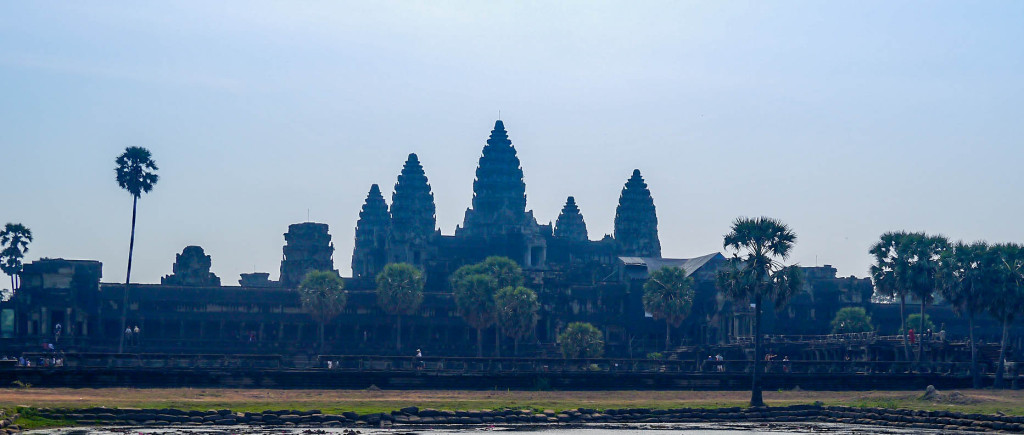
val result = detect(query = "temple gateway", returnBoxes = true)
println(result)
[5,120,911,358]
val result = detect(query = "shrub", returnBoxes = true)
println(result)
[558,322,604,358]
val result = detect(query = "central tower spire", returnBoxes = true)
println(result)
[460,120,528,237]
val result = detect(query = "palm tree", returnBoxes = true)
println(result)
[114,146,159,354]
[870,231,947,363]
[989,243,1024,389]
[375,263,424,352]
[938,241,992,388]
[453,272,497,357]
[495,286,540,356]
[0,223,33,291]
[911,234,948,364]
[298,270,347,352]
[478,256,524,289]
[642,266,695,350]
[715,216,802,407]
[451,257,524,357]
[870,231,912,358]
[558,322,604,359]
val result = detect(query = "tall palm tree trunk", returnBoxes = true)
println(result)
[969,313,979,388]
[994,319,1009,389]
[917,302,926,365]
[396,315,402,351]
[319,322,325,353]
[494,327,501,357]
[750,294,764,407]
[118,195,138,354]
[476,328,483,358]
[899,295,908,360]
[665,321,671,351]
[514,337,519,356]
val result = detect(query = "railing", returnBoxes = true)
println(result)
[732,332,879,345]
[10,352,1004,377]
[13,352,286,369]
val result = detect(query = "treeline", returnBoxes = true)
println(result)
[870,231,1024,389]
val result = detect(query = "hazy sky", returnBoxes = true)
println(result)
[2,2,1022,286]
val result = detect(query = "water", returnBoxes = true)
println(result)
[27,425,961,435]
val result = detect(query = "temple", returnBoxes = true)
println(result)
[5,119,1012,360]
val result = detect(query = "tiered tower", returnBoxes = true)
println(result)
[279,222,336,288]
[460,120,530,237]
[388,153,436,266]
[554,196,588,242]
[161,245,221,286]
[352,184,390,279]
[613,169,661,257]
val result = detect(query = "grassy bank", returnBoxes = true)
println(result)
[3,388,1024,419]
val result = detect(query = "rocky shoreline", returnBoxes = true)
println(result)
[4,404,1024,433]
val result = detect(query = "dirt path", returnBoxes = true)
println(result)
[2,388,1023,416]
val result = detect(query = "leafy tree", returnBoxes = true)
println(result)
[938,241,993,388]
[905,313,934,333]
[0,223,33,291]
[559,322,604,359]
[907,234,948,363]
[114,146,159,353]
[715,216,802,407]
[453,273,498,357]
[870,231,948,363]
[495,286,540,355]
[478,256,524,289]
[298,270,347,351]
[870,232,910,355]
[449,263,485,288]
[642,266,695,350]
[450,256,524,356]
[830,307,874,334]
[375,263,424,352]
[988,243,1024,388]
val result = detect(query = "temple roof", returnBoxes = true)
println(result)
[619,252,726,280]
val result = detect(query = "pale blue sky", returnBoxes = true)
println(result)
[1,1,1022,285]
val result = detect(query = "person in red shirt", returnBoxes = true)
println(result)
[908,328,916,345]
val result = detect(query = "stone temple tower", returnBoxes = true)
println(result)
[161,245,221,286]
[457,120,546,268]
[279,222,336,289]
[460,120,530,237]
[352,184,390,279]
[388,153,436,266]
[614,169,661,257]
[554,196,588,242]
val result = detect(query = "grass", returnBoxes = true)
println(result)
[1,388,1023,428]
[1,407,79,430]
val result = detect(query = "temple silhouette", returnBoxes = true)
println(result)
[351,120,661,290]
[12,119,1006,359]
